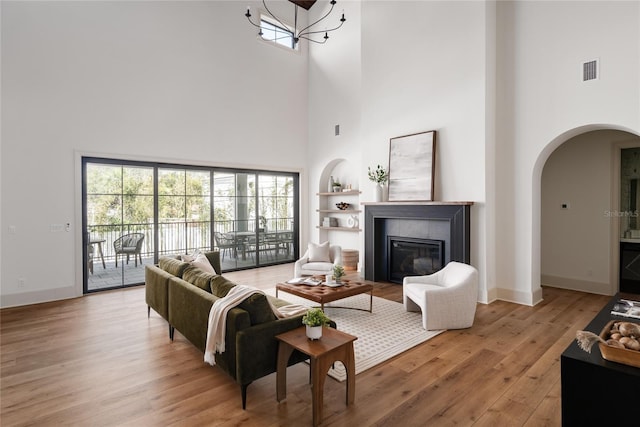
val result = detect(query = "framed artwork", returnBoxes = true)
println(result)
[388,130,436,201]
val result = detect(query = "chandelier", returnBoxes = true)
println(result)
[245,0,346,46]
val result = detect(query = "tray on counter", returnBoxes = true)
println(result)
[598,320,640,368]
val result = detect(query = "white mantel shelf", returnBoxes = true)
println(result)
[361,201,474,206]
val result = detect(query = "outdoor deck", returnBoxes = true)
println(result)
[86,226,296,291]
[87,251,295,291]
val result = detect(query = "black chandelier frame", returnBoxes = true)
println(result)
[245,0,346,46]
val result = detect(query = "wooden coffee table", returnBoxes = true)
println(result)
[276,279,374,312]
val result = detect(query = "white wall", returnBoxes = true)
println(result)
[308,1,490,297]
[308,0,640,306]
[541,130,640,295]
[307,1,363,256]
[496,0,640,304]
[1,1,309,307]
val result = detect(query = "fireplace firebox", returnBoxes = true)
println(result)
[388,237,444,284]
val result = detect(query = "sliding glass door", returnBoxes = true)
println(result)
[158,168,212,257]
[212,172,297,270]
[84,162,154,291]
[83,158,298,293]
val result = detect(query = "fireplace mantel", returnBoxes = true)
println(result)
[363,202,472,282]
[362,201,474,206]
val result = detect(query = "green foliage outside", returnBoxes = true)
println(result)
[86,164,294,232]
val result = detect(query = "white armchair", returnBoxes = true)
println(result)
[294,242,342,277]
[403,261,478,330]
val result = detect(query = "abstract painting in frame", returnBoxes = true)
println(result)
[388,130,436,201]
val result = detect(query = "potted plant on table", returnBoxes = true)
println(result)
[302,308,331,340]
[333,264,345,283]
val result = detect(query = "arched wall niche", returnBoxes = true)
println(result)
[319,158,359,193]
[317,158,362,262]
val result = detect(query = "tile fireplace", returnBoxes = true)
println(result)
[363,202,472,283]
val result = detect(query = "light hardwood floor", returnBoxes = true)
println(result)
[1,264,609,426]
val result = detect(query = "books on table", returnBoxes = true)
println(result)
[611,298,640,320]
[287,277,322,286]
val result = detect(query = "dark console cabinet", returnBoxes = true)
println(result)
[561,293,640,426]
[620,242,640,293]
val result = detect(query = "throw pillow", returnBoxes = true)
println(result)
[308,241,330,263]
[180,249,201,262]
[191,253,217,274]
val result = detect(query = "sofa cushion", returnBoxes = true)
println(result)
[182,265,217,292]
[239,293,277,325]
[210,275,237,298]
[301,262,333,272]
[267,295,295,310]
[159,256,190,278]
[208,276,276,325]
[308,241,330,262]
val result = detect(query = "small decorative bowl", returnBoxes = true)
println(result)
[336,202,350,210]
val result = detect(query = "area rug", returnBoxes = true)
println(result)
[265,289,445,381]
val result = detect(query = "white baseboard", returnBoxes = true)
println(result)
[541,274,615,296]
[0,286,78,309]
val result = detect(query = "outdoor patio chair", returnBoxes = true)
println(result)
[246,233,277,260]
[114,233,145,267]
[214,232,239,260]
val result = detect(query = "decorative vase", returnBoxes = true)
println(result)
[306,325,323,340]
[375,184,383,202]
[328,176,335,193]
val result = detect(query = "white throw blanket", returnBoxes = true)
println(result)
[204,285,308,366]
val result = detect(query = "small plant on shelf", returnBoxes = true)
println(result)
[333,264,345,282]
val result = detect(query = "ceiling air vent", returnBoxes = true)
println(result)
[582,59,599,82]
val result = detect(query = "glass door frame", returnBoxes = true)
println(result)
[82,157,299,294]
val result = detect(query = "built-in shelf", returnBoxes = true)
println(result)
[317,226,362,232]
[317,190,361,196]
[318,188,361,233]
[317,209,362,214]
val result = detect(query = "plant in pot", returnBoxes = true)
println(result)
[302,308,331,340]
[258,215,267,232]
[333,264,345,283]
[367,164,388,202]
[332,179,342,192]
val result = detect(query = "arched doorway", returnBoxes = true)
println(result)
[536,127,640,297]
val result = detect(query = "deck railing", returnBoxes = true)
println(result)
[87,218,293,261]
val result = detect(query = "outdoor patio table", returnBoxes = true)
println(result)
[89,239,106,269]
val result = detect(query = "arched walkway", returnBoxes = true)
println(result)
[534,125,640,298]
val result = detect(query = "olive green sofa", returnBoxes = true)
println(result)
[144,251,310,409]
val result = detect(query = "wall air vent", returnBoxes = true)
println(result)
[582,59,599,81]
